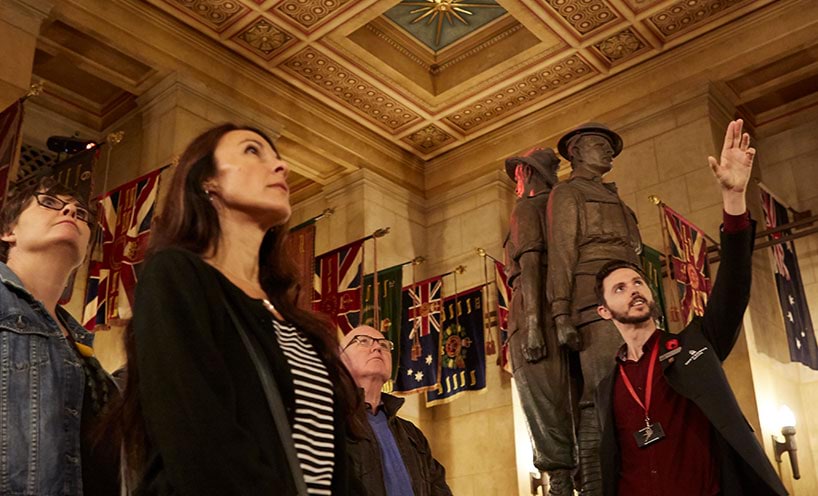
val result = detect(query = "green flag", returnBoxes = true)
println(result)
[641,244,667,329]
[362,265,403,382]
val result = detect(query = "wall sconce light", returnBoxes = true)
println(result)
[772,405,800,480]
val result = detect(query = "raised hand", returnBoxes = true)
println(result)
[708,119,755,193]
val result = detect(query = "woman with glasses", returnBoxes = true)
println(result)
[341,325,452,496]
[0,177,118,495]
[114,124,361,495]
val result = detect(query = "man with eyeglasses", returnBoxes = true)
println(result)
[342,325,452,496]
[0,176,119,495]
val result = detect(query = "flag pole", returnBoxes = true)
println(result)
[650,195,683,325]
[289,207,334,232]
[477,248,496,355]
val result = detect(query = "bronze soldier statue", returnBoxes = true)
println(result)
[504,148,575,495]
[547,124,642,495]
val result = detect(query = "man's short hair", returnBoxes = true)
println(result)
[0,176,94,263]
[594,259,648,305]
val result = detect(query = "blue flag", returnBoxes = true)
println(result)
[761,188,818,370]
[426,287,486,405]
[394,276,443,393]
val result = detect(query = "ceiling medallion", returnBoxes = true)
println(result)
[402,0,502,45]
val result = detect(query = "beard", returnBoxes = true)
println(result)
[608,299,661,325]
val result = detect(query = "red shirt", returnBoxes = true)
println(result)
[613,210,749,495]
[614,332,719,496]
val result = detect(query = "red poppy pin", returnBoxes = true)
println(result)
[666,339,679,350]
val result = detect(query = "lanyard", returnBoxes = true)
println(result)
[618,338,659,422]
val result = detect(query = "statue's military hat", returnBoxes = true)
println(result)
[557,122,623,160]
[504,147,560,182]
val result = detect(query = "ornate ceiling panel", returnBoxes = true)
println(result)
[140,0,774,158]
[282,47,422,132]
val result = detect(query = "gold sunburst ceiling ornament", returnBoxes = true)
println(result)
[402,0,503,45]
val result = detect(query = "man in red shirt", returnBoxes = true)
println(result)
[592,119,787,496]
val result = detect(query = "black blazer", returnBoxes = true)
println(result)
[595,222,788,496]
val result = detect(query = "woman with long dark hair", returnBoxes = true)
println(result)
[118,124,360,495]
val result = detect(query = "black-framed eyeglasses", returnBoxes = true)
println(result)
[343,335,394,352]
[35,193,92,224]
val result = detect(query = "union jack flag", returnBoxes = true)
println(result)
[0,100,23,211]
[83,169,162,330]
[663,205,711,325]
[494,260,512,374]
[407,276,443,340]
[313,240,363,335]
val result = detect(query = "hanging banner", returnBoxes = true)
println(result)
[50,147,98,205]
[83,168,162,330]
[640,244,668,329]
[285,221,316,310]
[426,287,486,406]
[494,260,512,375]
[760,187,818,370]
[394,276,443,394]
[361,264,403,381]
[0,100,24,211]
[663,205,711,325]
[313,240,363,335]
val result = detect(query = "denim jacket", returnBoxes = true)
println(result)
[0,262,92,496]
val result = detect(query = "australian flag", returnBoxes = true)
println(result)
[761,187,818,370]
[426,287,486,405]
[394,276,443,394]
[83,168,162,330]
[313,240,363,335]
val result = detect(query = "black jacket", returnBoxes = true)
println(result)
[133,249,350,495]
[347,393,452,496]
[595,222,788,496]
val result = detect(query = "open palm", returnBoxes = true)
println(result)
[708,119,755,192]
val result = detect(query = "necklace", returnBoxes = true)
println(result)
[262,299,277,314]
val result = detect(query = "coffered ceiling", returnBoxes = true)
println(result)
[133,0,776,159]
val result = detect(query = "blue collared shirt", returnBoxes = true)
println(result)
[0,262,92,495]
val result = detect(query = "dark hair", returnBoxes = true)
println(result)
[0,176,94,263]
[114,123,361,480]
[594,259,647,305]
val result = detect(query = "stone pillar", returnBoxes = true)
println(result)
[0,0,53,109]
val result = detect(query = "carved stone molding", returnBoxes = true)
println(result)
[402,125,456,153]
[232,17,293,59]
[544,0,618,34]
[649,0,747,38]
[275,0,351,31]
[284,47,421,132]
[163,0,247,32]
[622,0,663,13]
[444,55,596,133]
[593,28,647,65]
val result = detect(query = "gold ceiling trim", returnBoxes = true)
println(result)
[444,54,596,133]
[283,47,422,133]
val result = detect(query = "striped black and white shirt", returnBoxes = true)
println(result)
[272,319,335,495]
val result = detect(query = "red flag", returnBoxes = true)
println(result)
[285,222,316,310]
[83,169,162,330]
[662,205,711,325]
[313,240,363,334]
[0,100,24,211]
[494,260,512,375]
